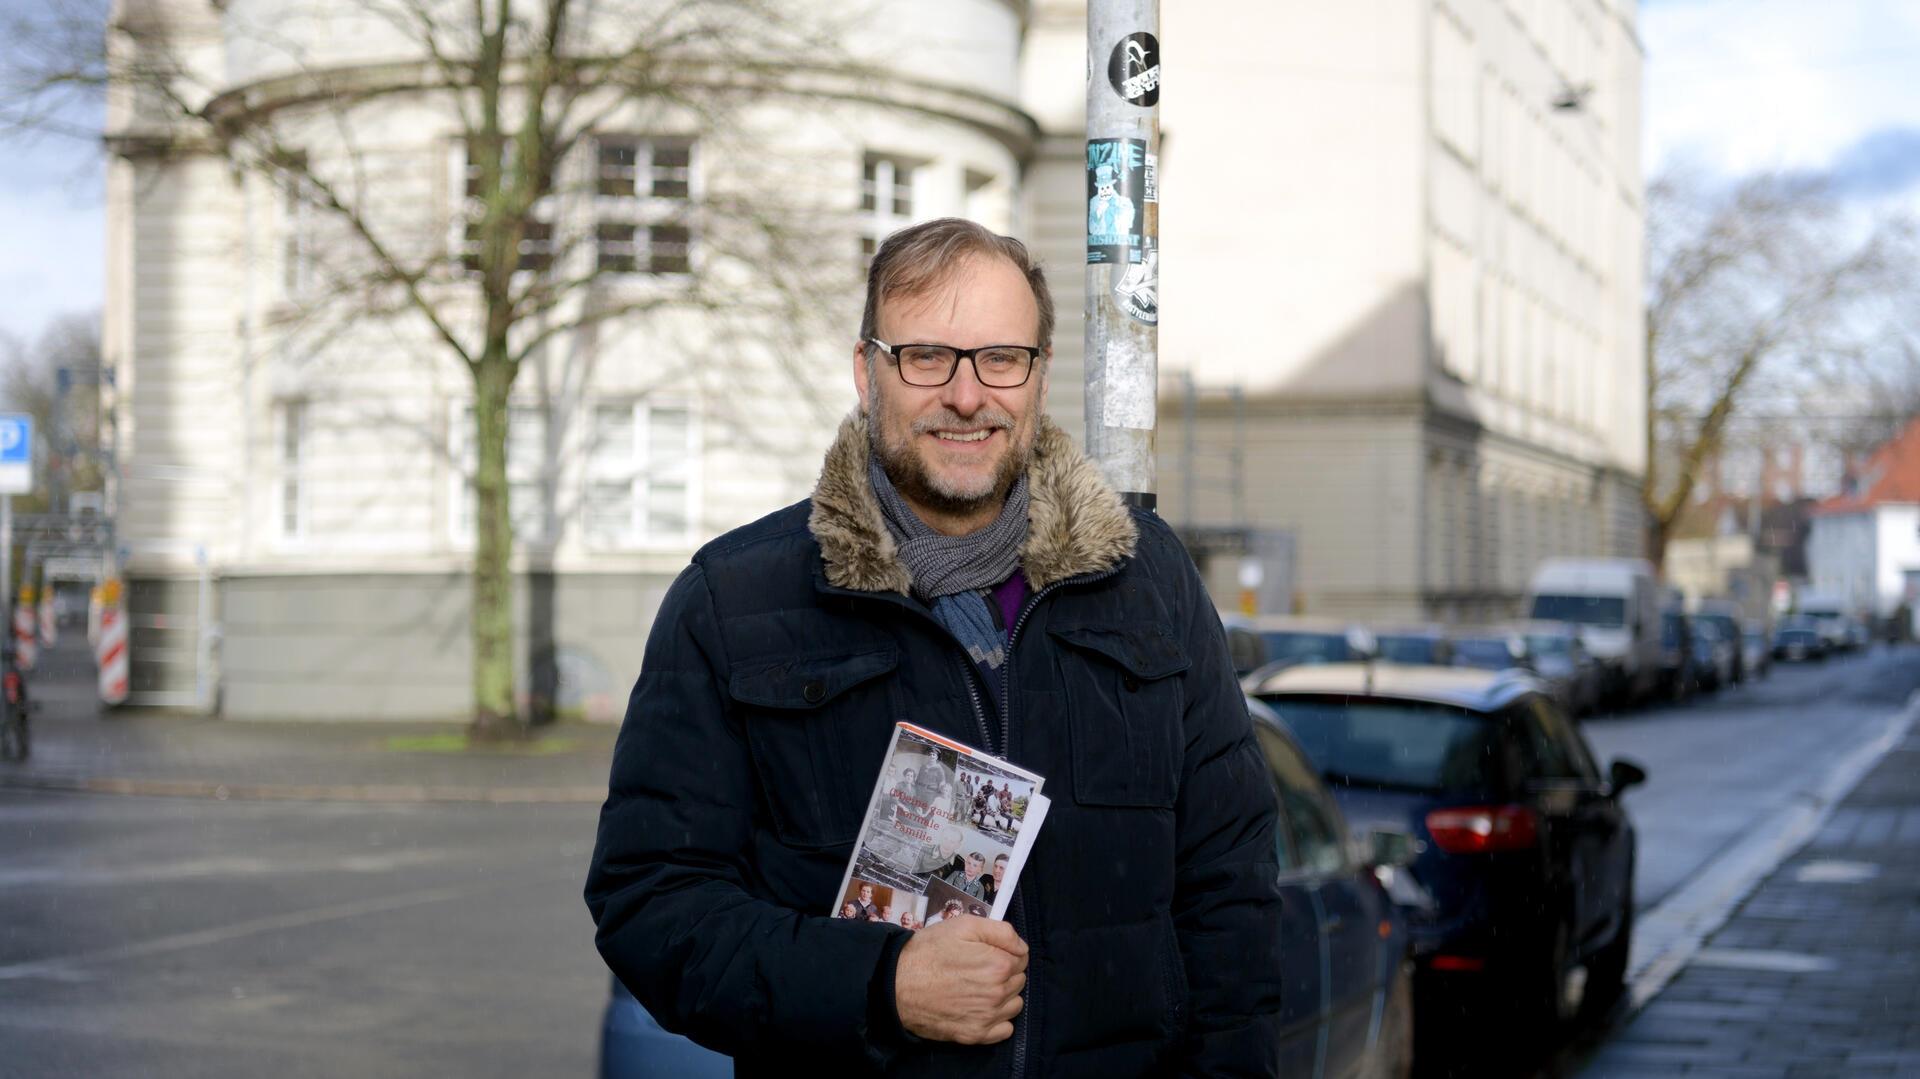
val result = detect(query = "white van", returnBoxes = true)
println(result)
[1526,558,1661,708]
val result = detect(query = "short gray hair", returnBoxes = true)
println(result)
[859,217,1055,351]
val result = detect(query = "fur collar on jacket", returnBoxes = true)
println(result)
[809,412,1138,595]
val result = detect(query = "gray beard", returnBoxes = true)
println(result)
[865,392,1033,519]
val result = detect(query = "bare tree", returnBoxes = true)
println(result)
[1644,165,1918,567]
[0,313,109,516]
[5,0,868,737]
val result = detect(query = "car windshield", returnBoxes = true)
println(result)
[1526,634,1571,657]
[1260,697,1498,792]
[1452,639,1518,670]
[1376,634,1441,664]
[1261,631,1351,665]
[1529,594,1626,626]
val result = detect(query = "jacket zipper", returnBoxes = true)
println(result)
[973,566,1120,1079]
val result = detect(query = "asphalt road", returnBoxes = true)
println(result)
[1580,643,1920,911]
[0,793,608,1078]
[4,640,1914,1078]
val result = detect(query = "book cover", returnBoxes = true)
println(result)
[831,722,1051,927]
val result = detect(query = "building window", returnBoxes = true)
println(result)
[278,401,306,538]
[279,158,315,298]
[858,152,918,272]
[594,136,695,275]
[585,402,696,547]
[458,141,555,273]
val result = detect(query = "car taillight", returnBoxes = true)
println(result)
[3,671,19,704]
[1424,804,1539,854]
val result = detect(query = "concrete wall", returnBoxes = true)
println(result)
[217,570,674,721]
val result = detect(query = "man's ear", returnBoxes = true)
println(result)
[1036,348,1052,413]
[852,340,873,413]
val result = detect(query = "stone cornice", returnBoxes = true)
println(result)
[195,57,1042,160]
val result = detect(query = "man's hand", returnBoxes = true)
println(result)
[893,915,1027,1044]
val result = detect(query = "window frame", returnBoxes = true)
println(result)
[592,134,696,277]
[581,399,700,551]
[276,400,308,542]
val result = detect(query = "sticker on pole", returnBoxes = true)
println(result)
[1108,32,1160,107]
[1087,138,1148,265]
[1113,237,1158,325]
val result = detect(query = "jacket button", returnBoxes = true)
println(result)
[802,679,827,704]
[1122,674,1141,693]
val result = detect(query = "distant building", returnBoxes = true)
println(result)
[1807,417,1920,634]
[105,0,1032,717]
[1027,0,1649,622]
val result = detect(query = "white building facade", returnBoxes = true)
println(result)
[107,0,1035,718]
[1026,0,1648,621]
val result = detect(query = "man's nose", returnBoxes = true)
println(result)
[940,355,990,413]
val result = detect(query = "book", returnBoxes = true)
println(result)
[830,721,1051,928]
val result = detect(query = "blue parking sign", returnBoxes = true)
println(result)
[0,413,32,494]
[0,415,29,464]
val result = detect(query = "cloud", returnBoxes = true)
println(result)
[1821,127,1920,198]
[1642,0,1920,177]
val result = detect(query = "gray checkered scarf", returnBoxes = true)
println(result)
[868,459,1029,670]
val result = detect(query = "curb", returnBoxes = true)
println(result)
[1618,687,1920,1012]
[0,771,608,805]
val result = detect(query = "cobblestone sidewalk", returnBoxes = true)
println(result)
[1580,725,1920,1077]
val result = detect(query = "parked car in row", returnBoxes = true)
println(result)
[1526,558,1662,708]
[1515,622,1604,718]
[1691,620,1736,693]
[1691,600,1747,685]
[1374,624,1454,667]
[1655,610,1695,701]
[1246,696,1418,1079]
[1773,621,1826,663]
[1223,615,1359,678]
[1247,662,1644,1048]
[1739,620,1772,681]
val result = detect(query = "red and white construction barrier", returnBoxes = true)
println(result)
[13,587,36,672]
[37,587,55,647]
[97,582,128,706]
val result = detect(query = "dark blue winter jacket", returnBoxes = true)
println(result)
[586,414,1283,1077]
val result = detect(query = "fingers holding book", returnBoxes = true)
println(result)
[894,915,1029,1045]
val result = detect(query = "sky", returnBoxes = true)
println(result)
[2,0,1919,345]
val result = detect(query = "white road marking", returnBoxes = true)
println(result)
[1690,948,1838,974]
[1793,859,1881,884]
[1624,688,1918,1010]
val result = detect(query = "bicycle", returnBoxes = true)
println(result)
[0,638,28,762]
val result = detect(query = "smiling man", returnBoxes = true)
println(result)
[586,218,1282,1076]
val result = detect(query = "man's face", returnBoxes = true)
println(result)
[963,853,984,880]
[858,885,873,903]
[854,254,1050,527]
[992,858,1007,884]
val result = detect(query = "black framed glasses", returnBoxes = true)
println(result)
[866,338,1041,388]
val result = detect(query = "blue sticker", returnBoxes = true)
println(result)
[1087,137,1147,265]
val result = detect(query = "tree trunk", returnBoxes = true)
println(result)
[469,353,521,741]
[1646,513,1669,574]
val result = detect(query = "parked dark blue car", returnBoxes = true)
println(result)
[1248,663,1644,1043]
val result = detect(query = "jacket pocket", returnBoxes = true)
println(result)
[730,648,898,848]
[1050,622,1189,808]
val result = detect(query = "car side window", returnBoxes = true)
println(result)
[1532,698,1601,782]
[1253,723,1348,874]
[1515,698,1581,781]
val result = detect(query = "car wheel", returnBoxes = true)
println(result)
[1582,899,1633,1020]
[1363,960,1414,1079]
[1517,917,1580,1047]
